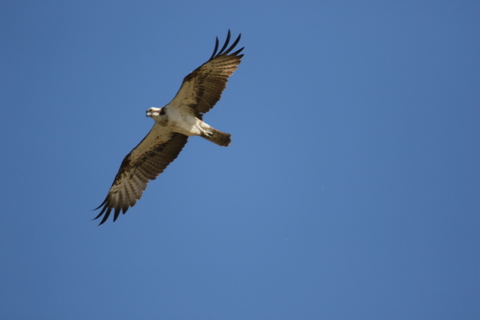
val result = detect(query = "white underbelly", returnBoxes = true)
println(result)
[167,109,202,136]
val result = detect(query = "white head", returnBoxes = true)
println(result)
[146,107,164,118]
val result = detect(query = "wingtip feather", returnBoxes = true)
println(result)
[210,30,243,60]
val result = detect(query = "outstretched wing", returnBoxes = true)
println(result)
[94,125,188,225]
[169,30,244,117]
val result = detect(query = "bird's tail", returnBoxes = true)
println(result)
[201,128,231,147]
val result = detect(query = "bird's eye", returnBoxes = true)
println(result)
[160,108,166,115]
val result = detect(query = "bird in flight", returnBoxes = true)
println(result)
[94,31,244,225]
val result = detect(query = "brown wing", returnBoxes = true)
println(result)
[94,125,188,225]
[169,30,244,117]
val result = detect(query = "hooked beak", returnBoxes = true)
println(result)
[146,109,159,117]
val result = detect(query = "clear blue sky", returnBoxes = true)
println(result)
[1,1,479,319]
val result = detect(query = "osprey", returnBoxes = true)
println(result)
[94,31,244,225]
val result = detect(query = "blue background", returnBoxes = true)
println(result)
[1,1,479,319]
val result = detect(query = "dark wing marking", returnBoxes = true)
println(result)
[94,126,188,225]
[169,30,244,117]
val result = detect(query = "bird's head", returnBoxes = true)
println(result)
[146,107,164,118]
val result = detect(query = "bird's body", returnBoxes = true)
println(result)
[147,104,231,146]
[94,31,243,225]
[149,105,204,138]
